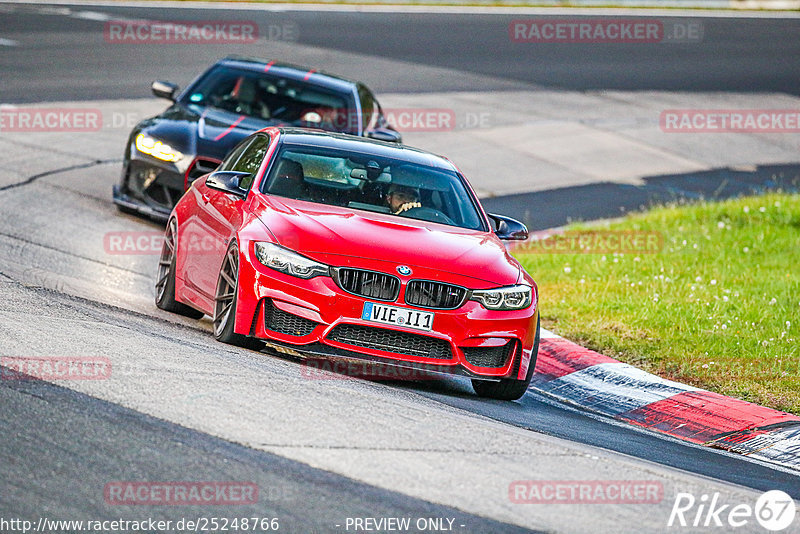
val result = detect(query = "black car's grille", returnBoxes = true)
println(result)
[335,268,400,301]
[264,300,318,337]
[405,280,467,309]
[186,158,220,186]
[462,341,516,368]
[327,324,452,360]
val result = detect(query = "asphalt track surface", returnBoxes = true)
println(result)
[1,3,800,103]
[1,3,800,532]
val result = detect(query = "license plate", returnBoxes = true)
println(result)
[361,302,434,332]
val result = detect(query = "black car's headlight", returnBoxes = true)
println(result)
[135,133,184,163]
[254,242,329,279]
[470,284,532,311]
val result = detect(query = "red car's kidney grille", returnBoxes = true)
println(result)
[335,268,400,301]
[327,324,451,360]
[264,299,318,337]
[404,280,467,309]
[461,341,516,368]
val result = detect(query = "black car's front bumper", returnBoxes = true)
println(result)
[112,183,171,223]
[113,154,219,223]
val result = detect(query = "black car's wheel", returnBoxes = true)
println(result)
[213,242,262,349]
[472,315,540,401]
[155,218,204,319]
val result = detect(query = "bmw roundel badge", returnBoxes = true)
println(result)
[397,265,412,276]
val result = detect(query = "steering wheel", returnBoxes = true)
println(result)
[399,206,455,226]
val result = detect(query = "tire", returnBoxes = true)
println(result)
[213,241,263,349]
[472,315,540,401]
[155,218,205,319]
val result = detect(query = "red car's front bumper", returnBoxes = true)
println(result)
[233,242,538,381]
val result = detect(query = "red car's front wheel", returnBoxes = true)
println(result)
[471,316,539,401]
[213,241,262,350]
[155,219,204,319]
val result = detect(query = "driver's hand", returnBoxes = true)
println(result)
[394,201,422,215]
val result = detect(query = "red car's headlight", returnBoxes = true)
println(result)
[470,285,532,311]
[253,242,330,279]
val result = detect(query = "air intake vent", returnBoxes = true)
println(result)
[462,341,516,368]
[327,324,451,360]
[264,300,318,337]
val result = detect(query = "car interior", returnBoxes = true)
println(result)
[263,148,485,230]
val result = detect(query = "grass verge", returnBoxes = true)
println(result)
[514,192,800,414]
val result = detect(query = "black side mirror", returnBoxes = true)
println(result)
[206,171,251,198]
[366,128,402,144]
[151,80,179,101]
[488,213,529,240]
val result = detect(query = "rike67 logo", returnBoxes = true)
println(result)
[668,490,796,531]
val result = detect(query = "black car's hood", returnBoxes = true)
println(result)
[137,103,283,161]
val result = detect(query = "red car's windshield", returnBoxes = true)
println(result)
[263,146,486,231]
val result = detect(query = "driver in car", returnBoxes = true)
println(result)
[269,159,307,199]
[386,183,422,215]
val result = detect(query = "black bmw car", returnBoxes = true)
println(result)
[112,56,401,221]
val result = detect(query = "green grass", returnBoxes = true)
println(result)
[514,192,800,414]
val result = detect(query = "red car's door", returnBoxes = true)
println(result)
[188,134,272,305]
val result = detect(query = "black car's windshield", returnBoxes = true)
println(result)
[182,66,355,132]
[263,146,486,231]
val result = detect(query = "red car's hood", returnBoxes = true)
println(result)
[251,197,521,286]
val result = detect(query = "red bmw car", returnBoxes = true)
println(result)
[156,127,539,400]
